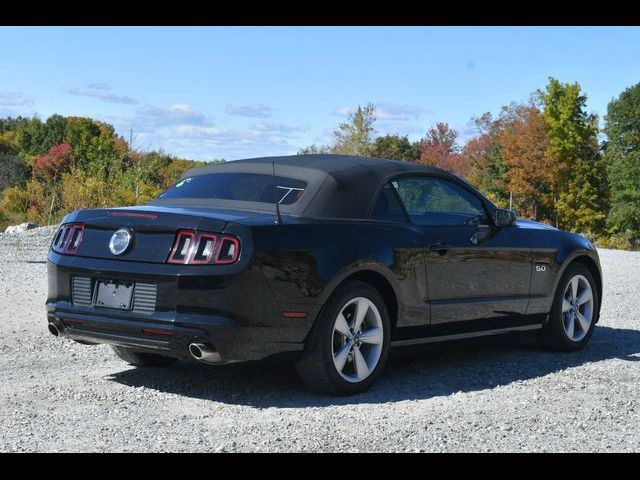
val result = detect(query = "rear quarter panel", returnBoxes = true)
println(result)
[251,219,429,328]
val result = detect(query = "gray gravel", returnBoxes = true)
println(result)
[1,226,639,452]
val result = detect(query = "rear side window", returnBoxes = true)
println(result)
[157,173,307,205]
[370,183,407,222]
[391,176,487,226]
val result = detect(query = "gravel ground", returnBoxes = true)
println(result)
[1,226,639,452]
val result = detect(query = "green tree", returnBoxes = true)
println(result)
[603,82,640,242]
[15,115,66,157]
[0,154,29,194]
[370,134,419,161]
[331,103,377,156]
[0,117,29,134]
[540,78,607,234]
[16,117,46,157]
[64,117,102,169]
[462,113,509,208]
[298,144,330,155]
[0,113,210,230]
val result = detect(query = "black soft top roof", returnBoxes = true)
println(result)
[151,154,478,219]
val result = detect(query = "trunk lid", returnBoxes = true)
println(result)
[60,205,266,263]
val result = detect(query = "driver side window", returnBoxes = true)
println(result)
[391,176,487,226]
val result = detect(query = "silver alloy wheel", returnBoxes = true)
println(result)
[331,297,384,383]
[562,274,594,342]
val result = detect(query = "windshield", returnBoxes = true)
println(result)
[156,173,308,206]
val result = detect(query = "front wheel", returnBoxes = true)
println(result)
[537,263,599,351]
[296,281,390,395]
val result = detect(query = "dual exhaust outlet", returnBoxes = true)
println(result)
[48,323,61,337]
[188,342,225,365]
[48,321,224,365]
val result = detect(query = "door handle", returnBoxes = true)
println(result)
[428,241,451,254]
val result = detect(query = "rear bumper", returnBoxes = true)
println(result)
[47,305,305,362]
[46,252,317,362]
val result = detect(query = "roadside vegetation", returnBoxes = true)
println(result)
[300,78,640,250]
[1,77,639,249]
[0,116,208,229]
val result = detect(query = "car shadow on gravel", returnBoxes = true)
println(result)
[107,325,640,407]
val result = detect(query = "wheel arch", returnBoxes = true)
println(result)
[571,255,603,308]
[316,264,401,334]
[342,270,399,332]
[554,251,603,321]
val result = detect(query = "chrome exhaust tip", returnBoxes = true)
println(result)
[48,323,61,337]
[188,342,205,359]
[188,342,225,365]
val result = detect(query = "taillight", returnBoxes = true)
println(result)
[167,230,240,265]
[51,223,85,254]
[215,236,240,264]
[167,230,195,264]
[191,233,217,264]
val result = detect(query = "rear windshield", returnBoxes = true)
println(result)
[156,173,308,206]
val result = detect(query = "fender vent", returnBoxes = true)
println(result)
[133,283,157,314]
[71,276,92,307]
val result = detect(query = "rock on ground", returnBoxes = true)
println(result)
[0,227,639,452]
[4,222,39,234]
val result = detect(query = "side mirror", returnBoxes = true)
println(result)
[494,208,516,227]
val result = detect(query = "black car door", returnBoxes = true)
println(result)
[390,176,532,329]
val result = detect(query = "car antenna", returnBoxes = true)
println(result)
[272,161,282,225]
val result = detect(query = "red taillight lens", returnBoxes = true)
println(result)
[215,236,240,264]
[167,230,195,264]
[51,223,85,254]
[167,230,239,265]
[191,233,217,264]
[66,224,85,254]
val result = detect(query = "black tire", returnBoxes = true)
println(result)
[295,281,391,395]
[537,263,599,351]
[111,345,178,367]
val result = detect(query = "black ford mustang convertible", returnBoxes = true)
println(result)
[47,154,602,394]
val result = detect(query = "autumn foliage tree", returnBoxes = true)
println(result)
[33,143,74,180]
[0,115,206,229]
[498,104,555,221]
[461,113,509,208]
[418,123,468,177]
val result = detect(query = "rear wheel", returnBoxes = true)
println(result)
[111,345,177,367]
[537,263,598,351]
[296,281,390,395]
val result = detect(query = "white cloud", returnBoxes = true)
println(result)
[226,103,273,118]
[0,91,34,106]
[251,121,310,135]
[332,102,430,121]
[100,104,308,160]
[68,83,139,105]
[376,102,426,121]
[134,104,208,129]
[332,106,355,117]
[175,124,288,146]
[165,125,298,160]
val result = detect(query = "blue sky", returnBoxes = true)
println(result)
[1,26,639,161]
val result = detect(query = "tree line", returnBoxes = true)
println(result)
[0,115,209,229]
[0,77,638,249]
[300,78,640,250]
